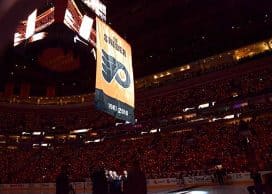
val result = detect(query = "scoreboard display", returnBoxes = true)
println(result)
[13,0,106,47]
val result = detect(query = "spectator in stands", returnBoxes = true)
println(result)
[269,144,272,157]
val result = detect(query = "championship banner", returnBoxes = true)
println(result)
[95,17,134,123]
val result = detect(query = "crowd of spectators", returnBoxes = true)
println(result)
[136,68,272,120]
[0,115,271,184]
[0,66,271,131]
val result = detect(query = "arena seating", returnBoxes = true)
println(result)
[0,55,271,184]
[0,115,271,183]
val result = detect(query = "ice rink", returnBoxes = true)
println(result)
[1,184,250,194]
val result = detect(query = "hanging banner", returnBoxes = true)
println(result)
[95,17,134,123]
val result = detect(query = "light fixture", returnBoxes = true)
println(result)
[70,128,91,134]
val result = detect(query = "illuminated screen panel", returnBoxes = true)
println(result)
[64,9,77,31]
[79,15,94,41]
[14,0,96,47]
[64,0,83,33]
[81,0,106,21]
[14,7,54,46]
[63,0,96,46]
[25,9,37,39]
[35,7,55,32]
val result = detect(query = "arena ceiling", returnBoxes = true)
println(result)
[103,0,272,77]
[1,0,272,93]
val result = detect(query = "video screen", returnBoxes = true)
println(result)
[13,0,102,47]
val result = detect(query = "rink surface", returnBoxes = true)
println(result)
[1,184,250,194]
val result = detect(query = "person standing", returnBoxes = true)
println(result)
[91,162,108,194]
[56,165,70,194]
[178,172,185,186]
[247,169,264,194]
[123,160,147,194]
[214,166,225,185]
[108,171,122,194]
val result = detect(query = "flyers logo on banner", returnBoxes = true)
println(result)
[102,49,131,88]
[95,17,134,123]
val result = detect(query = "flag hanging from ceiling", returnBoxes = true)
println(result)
[95,17,135,123]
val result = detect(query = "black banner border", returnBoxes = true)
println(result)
[95,88,135,123]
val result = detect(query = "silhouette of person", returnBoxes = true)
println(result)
[91,162,108,194]
[247,168,264,194]
[123,160,147,194]
[56,165,70,194]
[214,166,225,185]
[263,172,272,194]
[68,184,75,194]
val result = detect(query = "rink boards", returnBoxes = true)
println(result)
[0,171,271,193]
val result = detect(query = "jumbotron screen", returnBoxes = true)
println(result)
[13,0,106,47]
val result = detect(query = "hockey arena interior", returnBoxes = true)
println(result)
[0,0,272,194]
